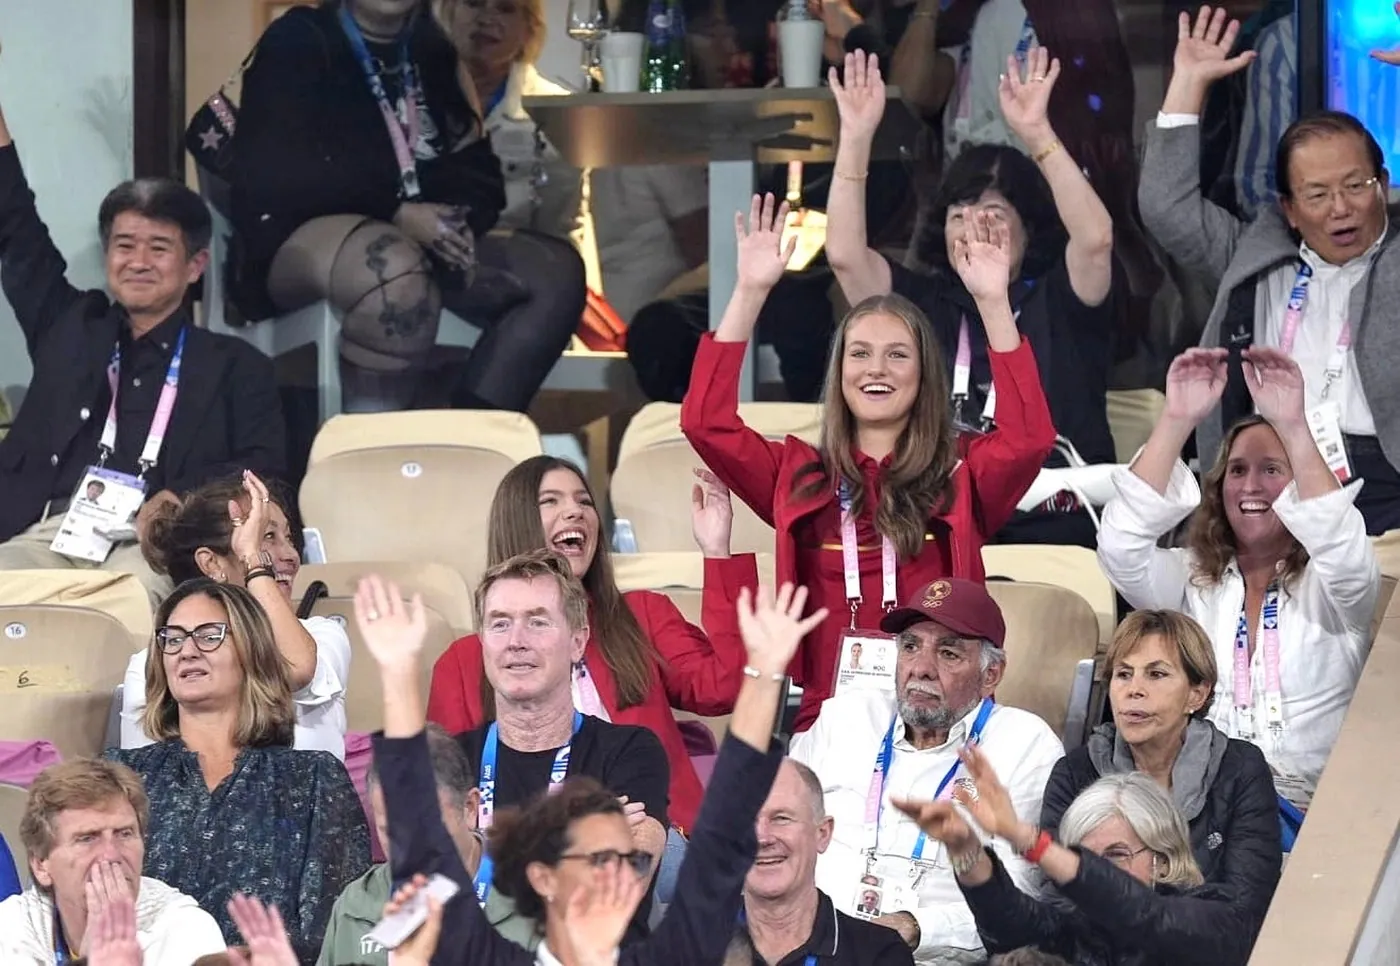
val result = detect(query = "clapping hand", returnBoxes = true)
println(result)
[1242,347,1306,430]
[951,210,1013,301]
[998,46,1060,147]
[561,862,648,966]
[951,745,1022,844]
[829,51,885,144]
[735,193,797,295]
[1373,3,1400,66]
[83,865,140,966]
[229,470,273,563]
[736,583,828,679]
[353,575,428,673]
[691,467,733,559]
[1171,6,1255,90]
[225,894,299,966]
[1163,348,1228,428]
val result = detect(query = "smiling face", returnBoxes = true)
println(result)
[480,575,586,706]
[1220,423,1294,554]
[105,212,204,321]
[1280,131,1389,266]
[1079,814,1156,886]
[29,798,144,908]
[745,761,832,903]
[529,811,641,927]
[1109,632,1210,752]
[201,501,302,601]
[895,622,999,736]
[537,468,600,579]
[159,593,243,711]
[839,311,921,434]
[943,188,1029,278]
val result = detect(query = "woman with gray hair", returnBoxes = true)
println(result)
[894,746,1252,965]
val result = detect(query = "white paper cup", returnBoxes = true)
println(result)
[778,19,825,89]
[600,32,644,93]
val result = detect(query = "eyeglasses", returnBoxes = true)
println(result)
[557,849,655,877]
[1101,844,1152,868]
[155,622,229,654]
[1295,176,1381,212]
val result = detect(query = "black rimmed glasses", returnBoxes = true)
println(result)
[557,849,655,877]
[156,622,229,654]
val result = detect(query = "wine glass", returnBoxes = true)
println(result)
[566,0,610,91]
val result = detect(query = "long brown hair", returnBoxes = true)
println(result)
[143,579,296,748]
[1187,416,1309,589]
[793,293,959,558]
[485,456,656,716]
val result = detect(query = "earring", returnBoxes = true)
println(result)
[216,571,227,582]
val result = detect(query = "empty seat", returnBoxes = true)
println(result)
[0,606,140,759]
[981,544,1117,646]
[1105,389,1166,464]
[611,402,821,553]
[0,571,154,643]
[300,411,545,588]
[293,562,474,637]
[986,581,1099,748]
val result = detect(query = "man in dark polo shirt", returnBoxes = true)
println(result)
[727,759,913,966]
[0,100,285,601]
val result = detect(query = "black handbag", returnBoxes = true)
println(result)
[185,47,257,183]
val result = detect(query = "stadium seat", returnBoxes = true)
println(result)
[986,581,1099,748]
[293,562,474,636]
[299,411,545,588]
[1105,389,1166,464]
[611,401,821,553]
[0,571,155,643]
[981,544,1117,646]
[0,783,27,887]
[0,606,140,759]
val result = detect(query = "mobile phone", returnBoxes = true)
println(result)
[301,527,327,565]
[364,873,460,950]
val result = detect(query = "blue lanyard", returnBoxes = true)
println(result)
[872,697,993,862]
[484,81,508,119]
[53,908,70,965]
[473,711,583,905]
[337,4,423,198]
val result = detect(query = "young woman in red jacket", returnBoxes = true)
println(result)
[426,454,756,832]
[681,193,1055,732]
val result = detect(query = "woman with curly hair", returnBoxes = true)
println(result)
[1096,345,1381,817]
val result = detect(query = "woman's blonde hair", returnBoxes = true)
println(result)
[1188,415,1308,589]
[1059,772,1204,889]
[143,579,296,748]
[433,0,548,67]
[1104,609,1218,718]
[792,293,958,559]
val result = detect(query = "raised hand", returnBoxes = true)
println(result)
[951,210,1013,301]
[951,745,1021,843]
[1372,3,1400,66]
[353,575,428,671]
[561,862,647,966]
[735,194,797,294]
[1171,6,1255,91]
[891,798,979,855]
[227,894,300,966]
[1163,347,1228,428]
[1242,347,1306,429]
[736,583,828,678]
[829,51,886,144]
[690,467,733,558]
[83,873,141,966]
[229,469,272,563]
[998,46,1060,146]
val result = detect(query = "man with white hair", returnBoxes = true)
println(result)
[790,578,1064,965]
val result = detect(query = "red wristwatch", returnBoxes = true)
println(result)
[1022,828,1053,864]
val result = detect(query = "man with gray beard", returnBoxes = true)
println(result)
[790,579,1064,965]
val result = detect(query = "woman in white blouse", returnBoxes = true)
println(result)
[123,471,351,760]
[1097,345,1380,810]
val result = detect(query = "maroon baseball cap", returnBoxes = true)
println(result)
[880,578,1006,648]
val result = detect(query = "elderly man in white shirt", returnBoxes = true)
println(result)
[790,578,1064,965]
[0,758,225,964]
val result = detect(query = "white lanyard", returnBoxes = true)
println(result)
[97,326,187,478]
[838,479,897,623]
[952,316,998,426]
[1276,261,1351,403]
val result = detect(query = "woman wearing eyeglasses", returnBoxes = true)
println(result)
[105,579,371,964]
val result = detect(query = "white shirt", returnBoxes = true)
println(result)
[942,0,1036,162]
[484,61,580,239]
[0,877,225,965]
[120,615,352,760]
[1097,461,1379,806]
[789,691,1063,960]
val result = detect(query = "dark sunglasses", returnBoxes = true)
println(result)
[155,622,229,654]
[557,849,654,877]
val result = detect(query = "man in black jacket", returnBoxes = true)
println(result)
[0,104,286,602]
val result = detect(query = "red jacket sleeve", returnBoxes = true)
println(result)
[963,339,1057,537]
[637,556,755,716]
[679,334,788,527]
[427,637,485,734]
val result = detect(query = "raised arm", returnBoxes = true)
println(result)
[679,195,795,523]
[1139,6,1256,283]
[886,0,957,121]
[825,52,894,304]
[1134,348,1227,495]
[999,47,1113,307]
[1370,3,1400,65]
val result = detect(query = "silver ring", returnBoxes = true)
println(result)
[1030,75,1046,83]
[367,609,381,622]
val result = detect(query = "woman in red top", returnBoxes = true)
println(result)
[681,193,1055,732]
[426,454,756,831]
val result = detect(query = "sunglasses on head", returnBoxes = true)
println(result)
[155,622,229,654]
[557,849,654,877]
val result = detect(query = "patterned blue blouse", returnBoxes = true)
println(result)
[107,740,370,964]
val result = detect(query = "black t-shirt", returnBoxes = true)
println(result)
[457,714,671,943]
[886,254,1118,468]
[730,891,914,966]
